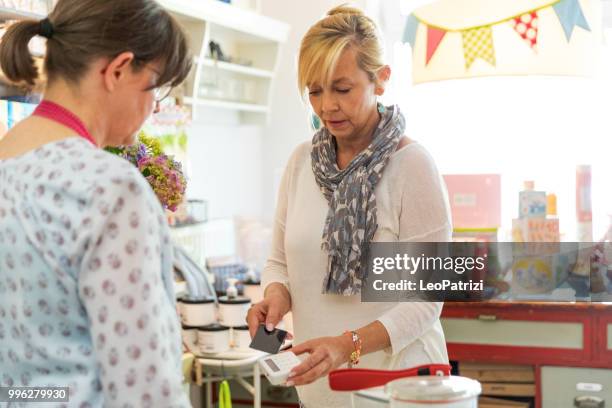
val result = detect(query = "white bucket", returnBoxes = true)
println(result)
[218,295,251,327]
[231,326,252,351]
[386,376,481,408]
[180,297,216,327]
[197,324,231,354]
[181,325,199,353]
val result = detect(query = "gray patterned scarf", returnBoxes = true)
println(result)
[311,104,406,295]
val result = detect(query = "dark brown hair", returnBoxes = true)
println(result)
[0,0,192,89]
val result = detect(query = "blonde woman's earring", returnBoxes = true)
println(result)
[311,114,322,130]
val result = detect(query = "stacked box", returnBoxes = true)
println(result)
[518,190,547,219]
[512,218,560,242]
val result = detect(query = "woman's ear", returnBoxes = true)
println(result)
[101,51,136,93]
[374,65,391,96]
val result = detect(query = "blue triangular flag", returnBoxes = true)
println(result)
[402,14,419,48]
[553,0,591,42]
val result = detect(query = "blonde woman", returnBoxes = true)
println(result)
[247,5,451,407]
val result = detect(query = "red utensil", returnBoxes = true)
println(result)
[328,364,452,391]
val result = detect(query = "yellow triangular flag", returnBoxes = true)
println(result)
[462,26,496,69]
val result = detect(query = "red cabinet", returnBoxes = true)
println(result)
[442,302,612,408]
[596,312,612,366]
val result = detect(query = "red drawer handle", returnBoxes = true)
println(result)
[328,364,452,391]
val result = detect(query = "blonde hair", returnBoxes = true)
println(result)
[298,4,385,97]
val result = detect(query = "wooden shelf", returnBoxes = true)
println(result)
[184,97,269,113]
[0,6,45,21]
[199,58,273,79]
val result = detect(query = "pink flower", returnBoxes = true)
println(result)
[106,135,187,212]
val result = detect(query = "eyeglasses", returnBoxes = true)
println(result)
[153,84,173,103]
[142,64,173,102]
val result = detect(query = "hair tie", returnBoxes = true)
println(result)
[39,18,54,39]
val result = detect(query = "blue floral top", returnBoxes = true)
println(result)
[0,138,189,407]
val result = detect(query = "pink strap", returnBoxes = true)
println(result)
[33,100,97,146]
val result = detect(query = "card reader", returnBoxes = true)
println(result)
[258,352,301,386]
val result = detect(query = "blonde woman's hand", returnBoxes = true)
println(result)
[285,335,353,386]
[246,282,292,338]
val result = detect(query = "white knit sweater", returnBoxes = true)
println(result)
[262,141,451,407]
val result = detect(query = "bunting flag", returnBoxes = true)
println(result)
[553,0,591,41]
[510,12,539,50]
[403,13,419,48]
[462,26,496,69]
[426,26,447,65]
[401,0,594,74]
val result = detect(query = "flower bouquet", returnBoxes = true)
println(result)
[106,132,187,212]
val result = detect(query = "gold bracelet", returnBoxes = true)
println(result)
[343,330,362,368]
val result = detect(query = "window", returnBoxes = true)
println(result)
[378,0,612,240]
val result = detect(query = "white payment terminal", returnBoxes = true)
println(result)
[258,352,302,386]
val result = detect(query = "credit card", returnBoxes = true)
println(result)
[249,324,288,354]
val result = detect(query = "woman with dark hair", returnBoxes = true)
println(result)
[0,0,192,406]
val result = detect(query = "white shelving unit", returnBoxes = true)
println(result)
[184,97,269,113]
[0,6,45,20]
[0,1,290,124]
[157,0,290,125]
[199,58,274,79]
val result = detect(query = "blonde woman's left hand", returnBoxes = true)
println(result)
[285,335,353,386]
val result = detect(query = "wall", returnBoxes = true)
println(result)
[259,0,368,223]
[186,117,263,220]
